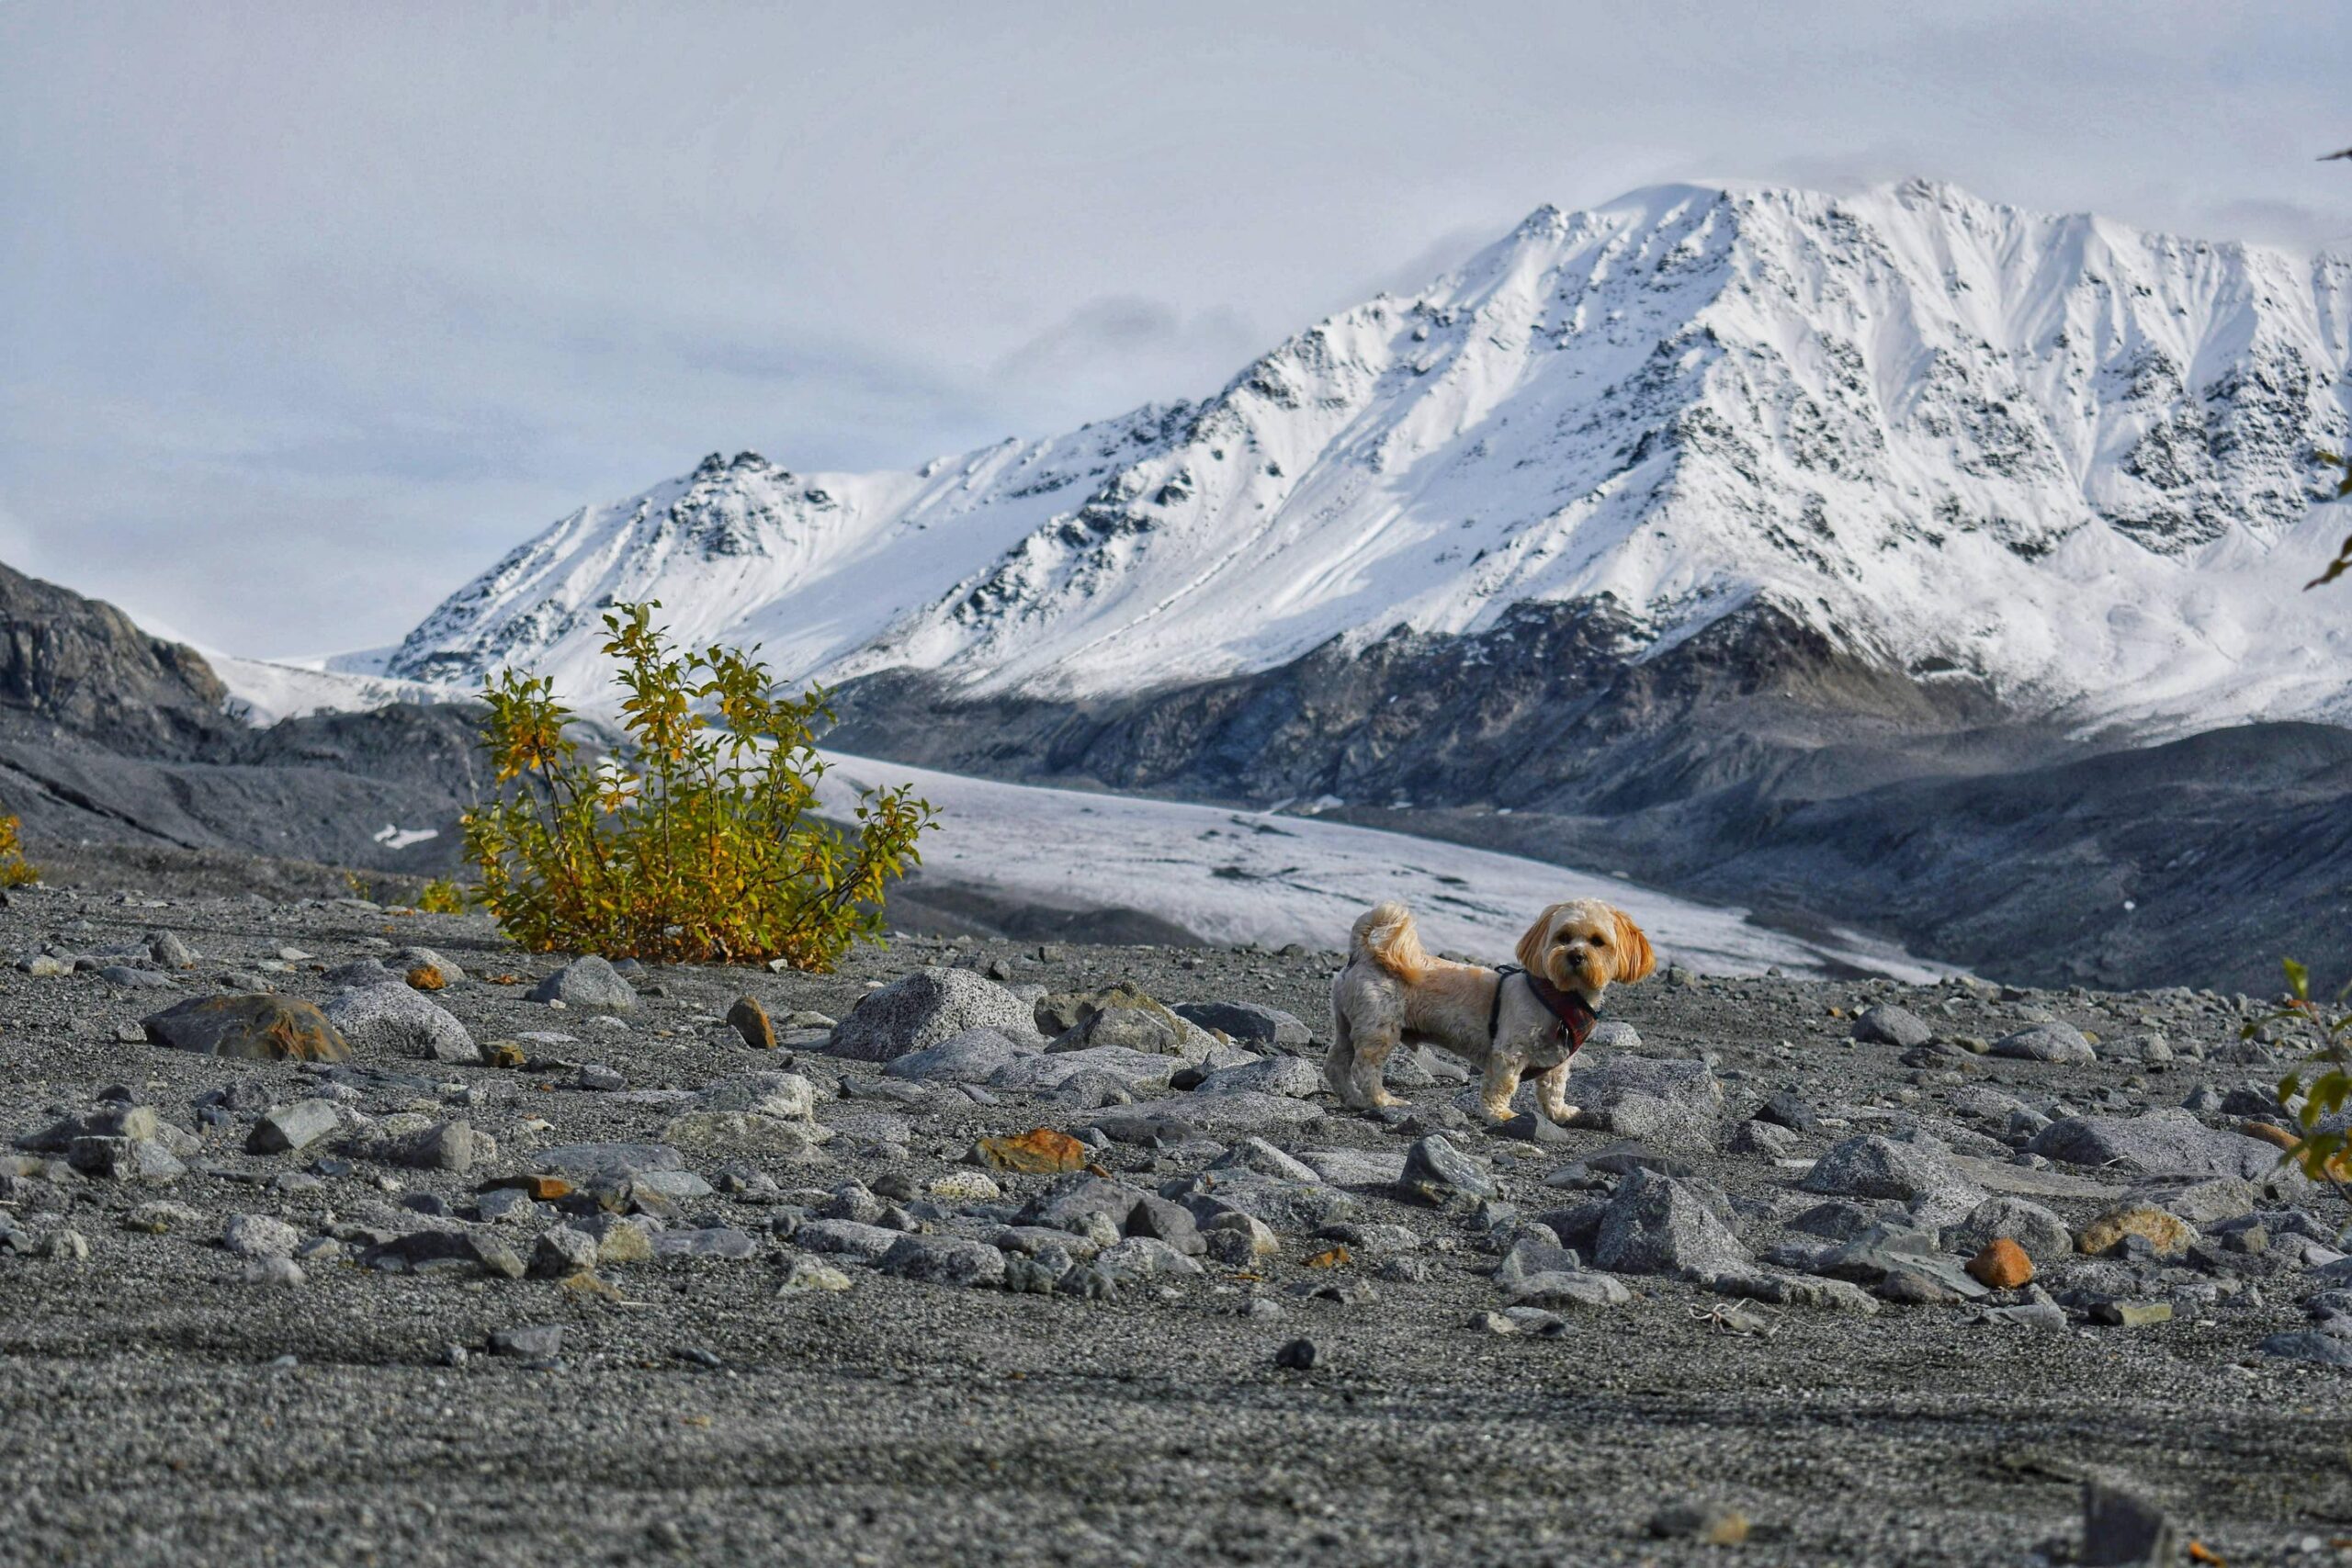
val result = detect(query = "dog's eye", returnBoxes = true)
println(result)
[1590,934,1607,947]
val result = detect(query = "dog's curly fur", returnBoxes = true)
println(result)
[1326,897,1656,1122]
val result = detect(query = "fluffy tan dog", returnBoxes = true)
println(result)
[1326,897,1656,1123]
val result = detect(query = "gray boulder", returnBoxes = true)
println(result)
[1593,1168,1751,1278]
[1509,1270,1630,1308]
[876,1235,1006,1288]
[1853,1005,1933,1048]
[323,983,478,1065]
[1802,1135,1986,1213]
[1193,1055,1320,1099]
[527,955,638,1013]
[2026,1110,2283,1180]
[246,1099,341,1156]
[1990,1023,2096,1065]
[1564,1058,1725,1151]
[1174,1090,1323,1133]
[884,1028,1033,1084]
[1397,1134,1495,1207]
[1173,1001,1312,1049]
[831,969,1043,1062]
[1941,1195,2074,1266]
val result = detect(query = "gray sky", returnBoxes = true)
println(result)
[4,2,2348,657]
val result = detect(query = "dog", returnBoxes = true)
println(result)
[1326,897,1656,1123]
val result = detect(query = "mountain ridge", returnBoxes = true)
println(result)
[386,176,2352,734]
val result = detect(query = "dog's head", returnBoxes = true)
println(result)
[1514,897,1656,998]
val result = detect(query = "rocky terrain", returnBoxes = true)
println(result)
[1,872,2348,1565]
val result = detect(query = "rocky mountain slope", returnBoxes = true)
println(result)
[385,178,2352,733]
[0,564,480,876]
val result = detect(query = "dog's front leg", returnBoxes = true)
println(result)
[1478,1053,1527,1122]
[1534,1060,1577,1125]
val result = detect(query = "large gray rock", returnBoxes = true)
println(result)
[1170,1173,1358,1234]
[1941,1195,2074,1266]
[1193,1055,1320,1099]
[246,1099,341,1155]
[1853,1005,1933,1048]
[1046,1007,1187,1056]
[989,1045,1174,1093]
[1593,1168,1752,1278]
[1174,1090,1322,1132]
[884,1028,1033,1084]
[1173,1001,1312,1050]
[2026,1110,2283,1180]
[323,983,478,1065]
[1802,1135,1986,1213]
[1805,1222,1988,1301]
[831,969,1043,1062]
[876,1235,1007,1287]
[1990,1023,2096,1065]
[1018,1175,1148,1235]
[1093,1235,1204,1282]
[1397,1134,1495,1207]
[527,955,638,1013]
[1565,1058,1725,1151]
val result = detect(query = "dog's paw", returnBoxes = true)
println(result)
[1544,1102,1581,1126]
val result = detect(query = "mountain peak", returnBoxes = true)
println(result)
[387,179,2352,730]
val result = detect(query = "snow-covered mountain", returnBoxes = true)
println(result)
[386,179,2352,730]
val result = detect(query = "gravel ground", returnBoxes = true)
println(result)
[0,874,2344,1567]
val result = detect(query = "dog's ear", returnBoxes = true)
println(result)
[1515,906,1556,976]
[1610,907,1657,983]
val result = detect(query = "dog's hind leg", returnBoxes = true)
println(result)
[1345,1024,1405,1110]
[1534,1060,1578,1125]
[1323,1004,1358,1104]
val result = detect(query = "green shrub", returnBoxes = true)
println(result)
[460,601,935,971]
[2256,961,2352,1196]
[416,876,468,915]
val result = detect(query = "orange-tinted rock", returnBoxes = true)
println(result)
[726,995,777,1051]
[141,995,351,1062]
[1967,1238,2033,1289]
[977,1127,1089,1175]
[2075,1205,2196,1258]
[1304,1245,1351,1270]
[405,964,448,991]
[486,1041,528,1068]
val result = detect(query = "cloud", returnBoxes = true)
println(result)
[3,2,2348,658]
[992,297,1263,405]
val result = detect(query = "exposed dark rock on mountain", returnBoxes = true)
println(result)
[0,565,479,874]
[826,608,2352,994]
[0,560,234,757]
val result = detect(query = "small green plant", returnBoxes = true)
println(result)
[461,601,935,971]
[0,815,39,888]
[416,876,467,915]
[2253,960,2352,1201]
[2311,449,2352,590]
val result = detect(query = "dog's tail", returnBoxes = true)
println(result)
[1351,900,1434,984]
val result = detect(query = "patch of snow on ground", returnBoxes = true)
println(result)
[819,752,1953,981]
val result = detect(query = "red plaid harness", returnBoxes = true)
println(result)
[1487,964,1599,1060]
